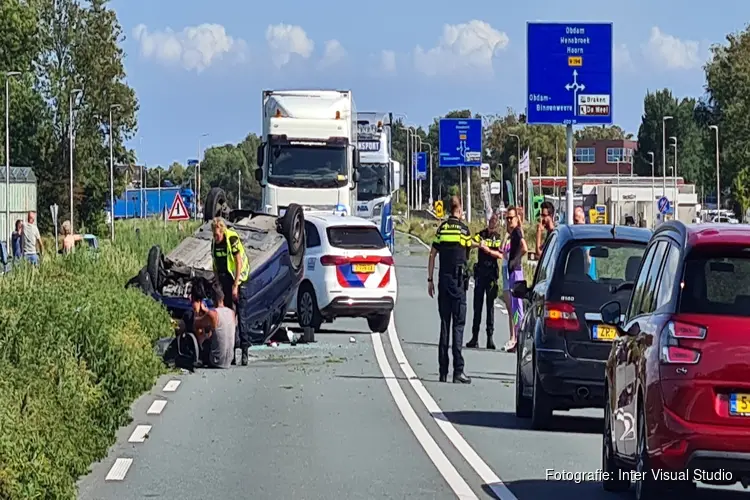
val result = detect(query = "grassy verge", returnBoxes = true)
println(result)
[0,218,198,499]
[396,217,538,281]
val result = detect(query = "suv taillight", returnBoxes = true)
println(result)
[544,301,579,331]
[659,319,706,364]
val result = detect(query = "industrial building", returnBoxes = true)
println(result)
[0,167,38,240]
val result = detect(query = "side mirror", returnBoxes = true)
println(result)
[600,300,622,326]
[353,169,360,183]
[256,143,264,166]
[254,168,263,183]
[511,281,529,299]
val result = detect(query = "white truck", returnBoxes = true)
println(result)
[355,112,400,252]
[255,89,359,216]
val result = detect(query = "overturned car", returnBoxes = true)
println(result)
[129,187,306,345]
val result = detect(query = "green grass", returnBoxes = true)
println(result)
[0,218,197,499]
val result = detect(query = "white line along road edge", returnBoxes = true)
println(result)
[370,331,478,499]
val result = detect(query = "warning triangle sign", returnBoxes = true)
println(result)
[168,193,190,221]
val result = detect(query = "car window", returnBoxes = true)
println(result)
[305,222,321,248]
[636,241,667,316]
[678,246,750,317]
[327,226,385,249]
[533,234,557,285]
[653,243,680,313]
[626,242,658,321]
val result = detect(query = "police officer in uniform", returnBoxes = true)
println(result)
[211,217,251,365]
[467,213,503,350]
[427,196,476,384]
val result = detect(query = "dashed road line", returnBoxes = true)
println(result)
[128,425,152,443]
[387,317,519,500]
[146,399,168,415]
[370,331,478,499]
[163,379,181,392]
[105,458,133,481]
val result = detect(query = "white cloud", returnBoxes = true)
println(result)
[319,39,346,67]
[132,23,246,72]
[266,24,314,67]
[614,43,633,71]
[642,27,702,70]
[380,50,396,73]
[413,20,509,76]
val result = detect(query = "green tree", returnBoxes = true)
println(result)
[732,166,750,220]
[575,125,632,141]
[199,133,262,209]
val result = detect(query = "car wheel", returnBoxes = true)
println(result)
[297,283,323,330]
[136,268,154,295]
[147,245,164,289]
[602,392,630,492]
[204,187,229,222]
[531,355,553,430]
[279,203,305,257]
[634,404,663,499]
[367,313,390,333]
[515,346,532,418]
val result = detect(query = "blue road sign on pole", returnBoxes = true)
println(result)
[438,118,482,167]
[416,152,427,180]
[657,196,671,214]
[527,23,613,125]
[187,159,198,166]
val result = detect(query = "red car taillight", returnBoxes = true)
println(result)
[544,301,579,331]
[320,255,349,266]
[659,319,706,365]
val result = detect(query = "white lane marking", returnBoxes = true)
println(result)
[146,399,167,415]
[163,379,181,392]
[387,318,519,500]
[128,424,151,443]
[371,332,478,499]
[105,458,133,481]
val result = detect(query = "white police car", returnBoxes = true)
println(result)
[289,214,397,333]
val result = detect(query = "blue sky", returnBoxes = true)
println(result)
[110,0,750,167]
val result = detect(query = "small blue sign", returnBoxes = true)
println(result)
[187,159,199,166]
[416,152,427,180]
[439,118,482,167]
[657,196,671,214]
[527,22,613,125]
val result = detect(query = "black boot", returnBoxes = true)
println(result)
[439,374,448,383]
[453,372,471,384]
[241,348,249,366]
[466,335,479,348]
[486,336,496,350]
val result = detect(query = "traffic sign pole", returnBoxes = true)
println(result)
[566,125,574,224]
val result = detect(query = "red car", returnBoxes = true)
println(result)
[600,221,750,498]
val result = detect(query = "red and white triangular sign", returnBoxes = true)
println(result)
[168,193,190,221]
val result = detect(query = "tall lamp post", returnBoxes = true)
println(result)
[509,134,520,207]
[4,71,20,252]
[108,104,121,241]
[69,88,82,231]
[648,152,655,225]
[662,116,672,196]
[670,136,678,217]
[709,125,720,211]
[421,141,433,206]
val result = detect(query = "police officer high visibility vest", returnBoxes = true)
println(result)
[211,228,250,283]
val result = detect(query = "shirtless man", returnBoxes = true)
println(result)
[190,277,237,369]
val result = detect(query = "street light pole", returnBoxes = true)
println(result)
[499,163,504,206]
[648,151,655,225]
[662,116,672,197]
[109,104,121,241]
[69,89,82,230]
[405,127,411,217]
[4,71,20,252]
[197,133,208,218]
[416,135,423,210]
[670,136,677,217]
[509,134,520,208]
[616,159,620,224]
[537,157,542,198]
[709,125,720,210]
[422,142,433,206]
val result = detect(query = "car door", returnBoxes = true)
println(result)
[615,240,667,457]
[520,233,559,385]
[290,221,323,310]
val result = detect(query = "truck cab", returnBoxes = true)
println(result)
[255,90,360,217]
[355,112,400,251]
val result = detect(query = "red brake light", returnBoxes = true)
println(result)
[320,255,393,266]
[320,255,349,266]
[659,319,705,365]
[380,256,394,266]
[544,301,579,331]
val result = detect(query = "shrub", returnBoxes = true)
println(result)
[0,218,197,499]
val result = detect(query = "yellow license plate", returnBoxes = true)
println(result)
[593,324,617,341]
[352,263,375,273]
[730,393,750,416]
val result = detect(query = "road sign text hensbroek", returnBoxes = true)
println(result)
[526,23,613,125]
[439,118,482,167]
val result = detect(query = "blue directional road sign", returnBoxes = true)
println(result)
[416,152,427,180]
[657,196,671,214]
[187,159,199,166]
[439,118,482,167]
[527,22,613,125]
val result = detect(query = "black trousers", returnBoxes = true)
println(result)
[218,273,251,349]
[471,274,498,337]
[437,279,466,376]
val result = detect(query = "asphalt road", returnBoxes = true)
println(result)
[77,232,748,499]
